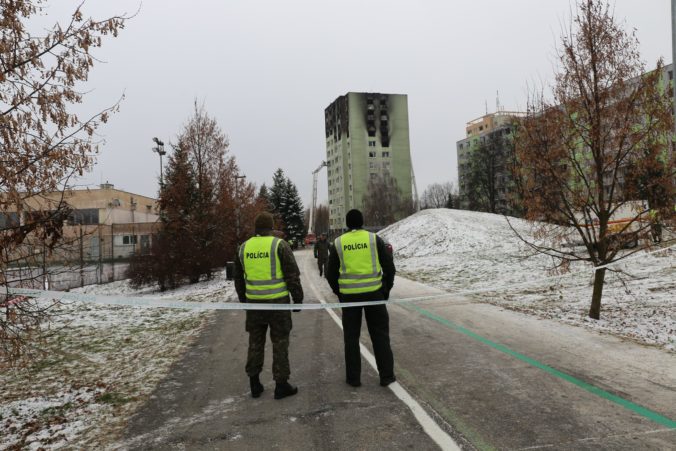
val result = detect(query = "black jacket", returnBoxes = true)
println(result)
[326,229,395,302]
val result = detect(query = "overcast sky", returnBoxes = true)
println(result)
[52,0,672,206]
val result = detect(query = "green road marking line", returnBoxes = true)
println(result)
[410,305,676,429]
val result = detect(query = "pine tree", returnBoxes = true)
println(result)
[269,168,287,214]
[152,145,198,289]
[284,177,306,243]
[130,104,244,288]
[269,168,289,232]
[175,103,229,282]
[257,184,273,212]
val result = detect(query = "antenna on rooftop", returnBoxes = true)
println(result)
[496,90,501,112]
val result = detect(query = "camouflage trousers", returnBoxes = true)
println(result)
[245,310,293,382]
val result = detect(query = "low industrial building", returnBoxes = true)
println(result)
[1,183,160,266]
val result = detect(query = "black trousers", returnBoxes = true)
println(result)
[341,304,394,383]
[317,259,327,276]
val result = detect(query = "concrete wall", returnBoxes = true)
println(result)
[3,262,130,291]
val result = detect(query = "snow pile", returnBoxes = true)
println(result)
[0,271,236,450]
[381,209,676,351]
[381,209,553,290]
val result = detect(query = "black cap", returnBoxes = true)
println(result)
[254,212,274,232]
[345,209,364,229]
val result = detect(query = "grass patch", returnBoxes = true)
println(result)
[41,402,73,417]
[96,391,130,406]
[30,358,62,373]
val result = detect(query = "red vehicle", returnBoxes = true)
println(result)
[304,233,317,247]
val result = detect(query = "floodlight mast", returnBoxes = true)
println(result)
[152,137,166,186]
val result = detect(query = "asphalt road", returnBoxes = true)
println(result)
[121,250,676,450]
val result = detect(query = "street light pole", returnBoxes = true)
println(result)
[152,137,166,187]
[234,174,246,244]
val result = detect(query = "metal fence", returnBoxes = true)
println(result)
[2,222,160,290]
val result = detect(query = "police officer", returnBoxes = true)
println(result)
[326,209,396,387]
[314,233,329,277]
[234,212,303,399]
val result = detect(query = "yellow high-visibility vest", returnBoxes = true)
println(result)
[335,229,382,295]
[239,236,289,300]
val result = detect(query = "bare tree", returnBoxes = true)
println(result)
[305,203,329,236]
[421,182,456,209]
[1,1,127,363]
[314,204,329,235]
[363,172,414,228]
[513,0,674,320]
[464,132,514,214]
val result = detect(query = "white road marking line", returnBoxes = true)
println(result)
[304,268,461,451]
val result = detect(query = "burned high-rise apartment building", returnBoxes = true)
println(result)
[324,92,412,232]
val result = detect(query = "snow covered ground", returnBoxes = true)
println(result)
[1,209,673,449]
[380,209,676,352]
[0,271,236,450]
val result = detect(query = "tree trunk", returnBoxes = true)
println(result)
[588,267,606,320]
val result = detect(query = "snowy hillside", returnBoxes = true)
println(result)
[380,208,552,290]
[381,209,676,351]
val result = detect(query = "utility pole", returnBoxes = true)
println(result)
[111,224,115,282]
[42,241,47,290]
[98,226,103,284]
[130,196,137,256]
[79,224,84,287]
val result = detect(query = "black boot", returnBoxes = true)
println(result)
[274,381,298,399]
[379,375,396,387]
[250,375,264,398]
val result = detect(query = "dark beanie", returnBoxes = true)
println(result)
[254,212,274,232]
[345,209,364,229]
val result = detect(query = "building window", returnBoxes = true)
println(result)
[0,212,19,230]
[69,208,99,225]
[382,151,390,158]
[122,235,138,245]
[368,141,376,147]
[369,151,376,158]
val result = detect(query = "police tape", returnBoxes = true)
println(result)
[6,287,403,310]
[4,243,675,311]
